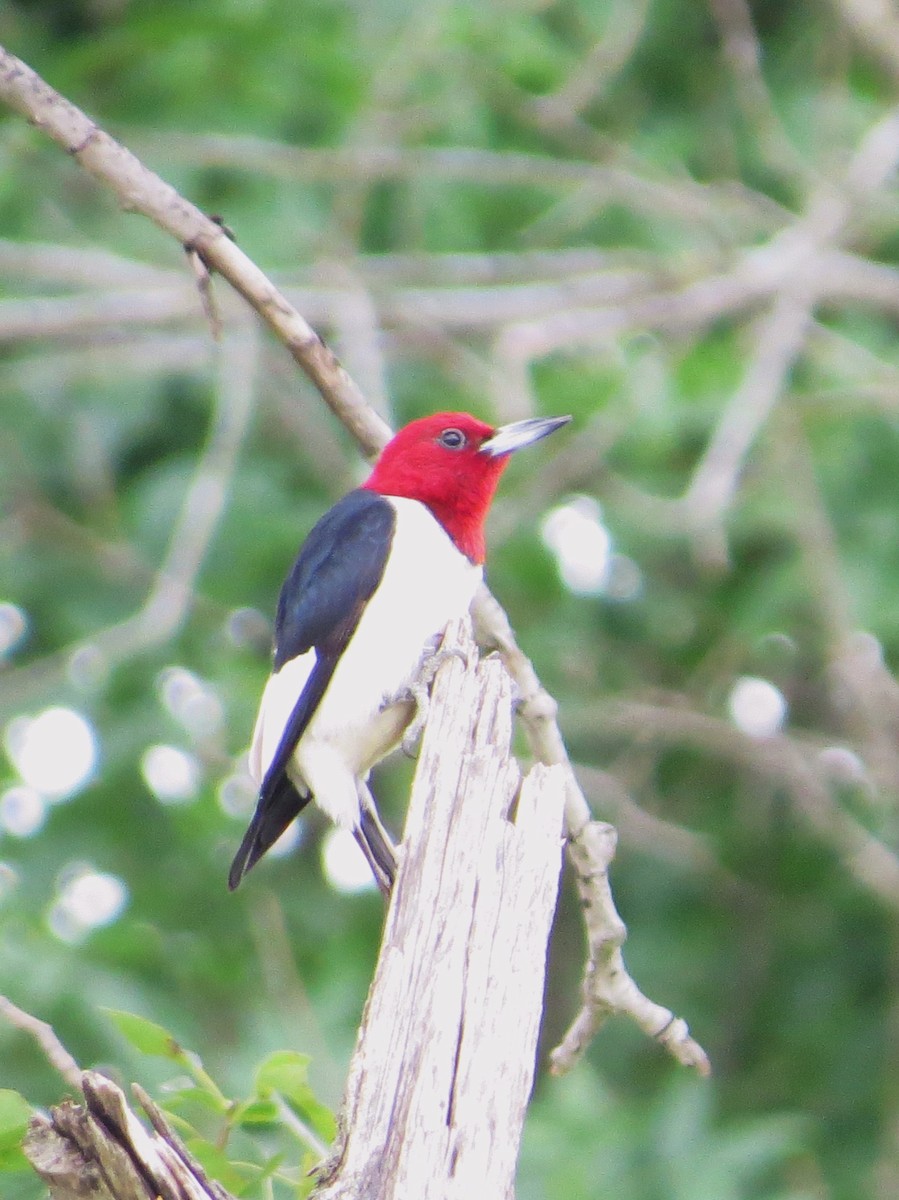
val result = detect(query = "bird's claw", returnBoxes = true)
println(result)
[399,646,472,756]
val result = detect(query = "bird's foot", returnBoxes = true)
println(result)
[399,646,471,756]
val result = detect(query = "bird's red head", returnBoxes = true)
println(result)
[362,411,569,563]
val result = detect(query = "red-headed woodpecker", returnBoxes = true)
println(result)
[228,411,570,893]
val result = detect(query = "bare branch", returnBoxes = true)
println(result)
[472,588,710,1075]
[707,0,809,180]
[832,0,899,83]
[0,994,82,1091]
[132,132,787,233]
[0,45,390,457]
[549,821,711,1078]
[570,697,899,913]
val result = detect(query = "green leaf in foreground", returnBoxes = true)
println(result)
[254,1051,336,1144]
[184,1136,265,1197]
[104,1010,229,1108]
[104,1008,187,1061]
[0,1090,33,1172]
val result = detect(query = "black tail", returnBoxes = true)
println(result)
[228,774,310,891]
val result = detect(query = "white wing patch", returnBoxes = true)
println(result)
[248,650,316,786]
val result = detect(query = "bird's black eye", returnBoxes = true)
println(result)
[438,428,467,450]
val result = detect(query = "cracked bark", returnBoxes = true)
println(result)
[23,1071,232,1200]
[313,619,566,1200]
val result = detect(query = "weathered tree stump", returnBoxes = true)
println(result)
[313,619,566,1200]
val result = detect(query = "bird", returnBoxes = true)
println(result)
[228,410,570,894]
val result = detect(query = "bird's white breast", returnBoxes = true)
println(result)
[249,497,482,823]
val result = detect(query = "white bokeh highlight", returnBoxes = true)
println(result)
[67,643,110,693]
[322,827,377,893]
[819,745,867,785]
[4,706,99,800]
[48,866,128,943]
[267,820,302,860]
[541,496,612,596]
[0,602,28,658]
[0,785,47,837]
[217,763,257,819]
[157,666,224,739]
[140,744,202,805]
[728,676,788,739]
[0,862,19,901]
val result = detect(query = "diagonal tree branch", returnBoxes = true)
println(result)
[0,994,83,1091]
[0,46,389,457]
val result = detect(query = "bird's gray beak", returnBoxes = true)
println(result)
[479,415,571,458]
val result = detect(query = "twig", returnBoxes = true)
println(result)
[833,0,899,83]
[0,45,390,458]
[473,587,711,1074]
[533,0,650,120]
[272,1093,330,1161]
[0,994,82,1091]
[680,107,899,553]
[131,132,786,232]
[707,0,809,180]
[681,284,814,561]
[569,697,899,913]
[549,821,711,1077]
[574,762,746,891]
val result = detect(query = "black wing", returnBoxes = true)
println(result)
[228,489,396,889]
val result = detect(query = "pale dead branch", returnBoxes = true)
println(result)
[315,621,567,1199]
[0,994,82,1092]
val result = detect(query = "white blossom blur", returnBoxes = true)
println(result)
[140,744,202,805]
[541,496,612,595]
[322,827,377,893]
[48,866,128,943]
[4,706,99,800]
[728,676,788,738]
[67,643,111,692]
[267,820,302,860]
[156,666,224,739]
[0,602,28,658]
[0,862,19,901]
[818,745,867,785]
[226,607,272,651]
[0,785,47,837]
[217,762,257,819]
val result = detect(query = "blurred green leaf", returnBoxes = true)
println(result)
[254,1052,336,1144]
[104,1008,187,1061]
[183,1136,260,1197]
[0,1091,32,1172]
[232,1098,280,1127]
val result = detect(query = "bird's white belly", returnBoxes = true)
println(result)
[249,497,482,826]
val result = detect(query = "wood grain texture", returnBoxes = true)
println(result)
[314,620,566,1200]
[24,1071,231,1200]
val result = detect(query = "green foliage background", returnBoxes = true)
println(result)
[1,1,898,1197]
